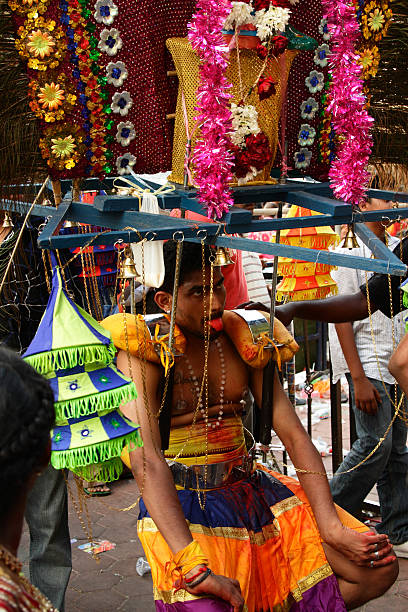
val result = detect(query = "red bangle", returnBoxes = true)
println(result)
[184,566,208,584]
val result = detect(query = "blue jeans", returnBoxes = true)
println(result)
[330,375,408,544]
[24,465,72,610]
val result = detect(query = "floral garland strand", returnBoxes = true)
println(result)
[188,0,234,219]
[322,0,373,205]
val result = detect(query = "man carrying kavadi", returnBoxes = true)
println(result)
[102,241,397,611]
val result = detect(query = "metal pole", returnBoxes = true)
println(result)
[330,363,343,472]
[169,240,183,351]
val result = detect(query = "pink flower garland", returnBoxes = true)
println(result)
[322,0,373,206]
[188,0,234,219]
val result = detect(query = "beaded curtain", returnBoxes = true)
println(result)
[10,0,195,179]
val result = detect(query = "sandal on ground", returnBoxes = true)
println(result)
[83,485,111,497]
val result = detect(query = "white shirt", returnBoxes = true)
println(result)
[241,250,270,308]
[329,235,406,384]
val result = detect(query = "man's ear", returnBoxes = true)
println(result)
[154,290,172,313]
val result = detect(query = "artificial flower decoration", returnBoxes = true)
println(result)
[26,29,55,59]
[257,76,276,100]
[116,153,136,175]
[223,1,254,30]
[245,132,273,170]
[115,121,136,146]
[314,43,330,67]
[361,1,392,42]
[94,0,118,25]
[38,82,65,110]
[318,18,331,41]
[294,147,312,169]
[51,135,76,158]
[111,91,133,116]
[9,0,50,15]
[305,70,324,94]
[256,43,269,59]
[230,103,260,148]
[357,45,380,79]
[106,61,128,86]
[298,124,316,146]
[271,34,288,56]
[98,28,123,56]
[321,0,374,205]
[255,6,291,42]
[300,97,319,120]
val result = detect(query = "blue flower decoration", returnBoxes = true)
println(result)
[106,61,128,87]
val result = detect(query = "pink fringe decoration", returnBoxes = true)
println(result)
[322,0,373,206]
[188,0,234,219]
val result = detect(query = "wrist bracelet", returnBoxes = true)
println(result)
[184,566,208,584]
[185,567,212,589]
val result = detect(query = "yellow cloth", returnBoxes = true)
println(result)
[164,415,246,466]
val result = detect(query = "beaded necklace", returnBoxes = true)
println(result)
[183,337,225,429]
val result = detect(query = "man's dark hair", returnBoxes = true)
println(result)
[159,241,215,294]
[0,347,55,519]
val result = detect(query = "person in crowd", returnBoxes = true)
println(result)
[107,241,397,611]
[328,197,408,556]
[0,212,71,609]
[0,347,58,611]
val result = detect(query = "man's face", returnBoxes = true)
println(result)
[174,266,226,338]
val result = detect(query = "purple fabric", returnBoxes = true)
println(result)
[154,575,345,611]
[155,599,233,611]
[291,575,347,612]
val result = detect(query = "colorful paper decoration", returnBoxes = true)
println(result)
[23,265,142,482]
[276,205,339,301]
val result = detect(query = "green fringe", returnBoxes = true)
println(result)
[403,291,408,310]
[51,431,143,483]
[73,457,127,483]
[24,343,117,375]
[54,382,138,424]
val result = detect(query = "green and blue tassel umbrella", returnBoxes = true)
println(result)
[23,266,142,482]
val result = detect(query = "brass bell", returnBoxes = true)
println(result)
[119,247,139,279]
[64,220,78,228]
[211,246,234,267]
[2,212,13,228]
[341,225,359,249]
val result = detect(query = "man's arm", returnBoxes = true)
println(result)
[334,322,380,414]
[275,291,370,328]
[389,332,408,397]
[250,368,393,567]
[116,351,244,610]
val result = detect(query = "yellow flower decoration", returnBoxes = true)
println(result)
[51,135,76,158]
[368,7,385,31]
[26,29,55,59]
[357,45,380,79]
[362,1,392,42]
[65,159,76,169]
[38,82,65,110]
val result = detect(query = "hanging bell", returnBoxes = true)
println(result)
[212,247,234,267]
[63,220,78,228]
[2,212,13,228]
[341,225,359,250]
[119,247,139,279]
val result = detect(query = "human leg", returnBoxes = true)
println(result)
[329,375,392,518]
[24,464,72,611]
[322,541,398,610]
[376,387,408,544]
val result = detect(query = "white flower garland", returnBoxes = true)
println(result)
[255,6,291,42]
